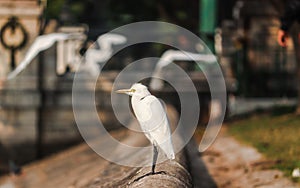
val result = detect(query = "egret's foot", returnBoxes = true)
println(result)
[130,171,167,184]
[153,171,167,175]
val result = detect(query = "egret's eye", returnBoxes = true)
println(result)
[131,89,136,92]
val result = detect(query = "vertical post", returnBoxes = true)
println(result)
[36,51,45,159]
[36,0,47,159]
[199,0,217,52]
[10,48,16,69]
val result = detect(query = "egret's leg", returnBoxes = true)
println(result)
[151,145,158,174]
[129,145,164,184]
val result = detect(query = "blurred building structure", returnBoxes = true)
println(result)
[0,0,297,174]
[0,0,43,169]
[217,0,297,97]
[0,0,87,170]
[0,0,41,77]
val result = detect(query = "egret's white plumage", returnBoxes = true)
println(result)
[116,83,175,174]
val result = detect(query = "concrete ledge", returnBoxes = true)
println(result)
[89,105,192,188]
[0,105,194,187]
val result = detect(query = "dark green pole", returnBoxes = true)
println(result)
[199,0,217,53]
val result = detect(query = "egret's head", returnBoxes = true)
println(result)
[116,83,151,97]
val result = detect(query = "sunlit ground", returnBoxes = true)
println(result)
[228,106,300,183]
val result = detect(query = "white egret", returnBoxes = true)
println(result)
[116,83,175,175]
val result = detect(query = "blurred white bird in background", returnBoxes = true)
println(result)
[85,33,127,65]
[116,83,175,175]
[149,49,216,90]
[7,32,127,79]
[7,33,83,80]
[84,33,127,75]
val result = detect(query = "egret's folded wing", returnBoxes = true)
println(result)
[148,96,174,159]
[139,96,166,131]
[7,33,70,80]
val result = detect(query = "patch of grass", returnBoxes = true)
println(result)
[228,109,300,182]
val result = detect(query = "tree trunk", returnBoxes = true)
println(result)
[296,41,300,115]
[291,26,300,115]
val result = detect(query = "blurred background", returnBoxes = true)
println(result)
[0,0,299,186]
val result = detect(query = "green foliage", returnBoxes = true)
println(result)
[45,0,93,21]
[45,0,65,19]
[229,110,300,182]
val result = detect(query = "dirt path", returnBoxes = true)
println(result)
[201,126,299,188]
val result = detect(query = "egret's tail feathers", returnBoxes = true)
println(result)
[168,152,175,160]
[158,140,175,160]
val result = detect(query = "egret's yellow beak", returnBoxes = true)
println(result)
[116,89,132,94]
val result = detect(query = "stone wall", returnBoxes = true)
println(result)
[0,0,41,77]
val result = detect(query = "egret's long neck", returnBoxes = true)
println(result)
[131,92,150,101]
[131,96,139,110]
[131,92,150,111]
[131,93,151,122]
